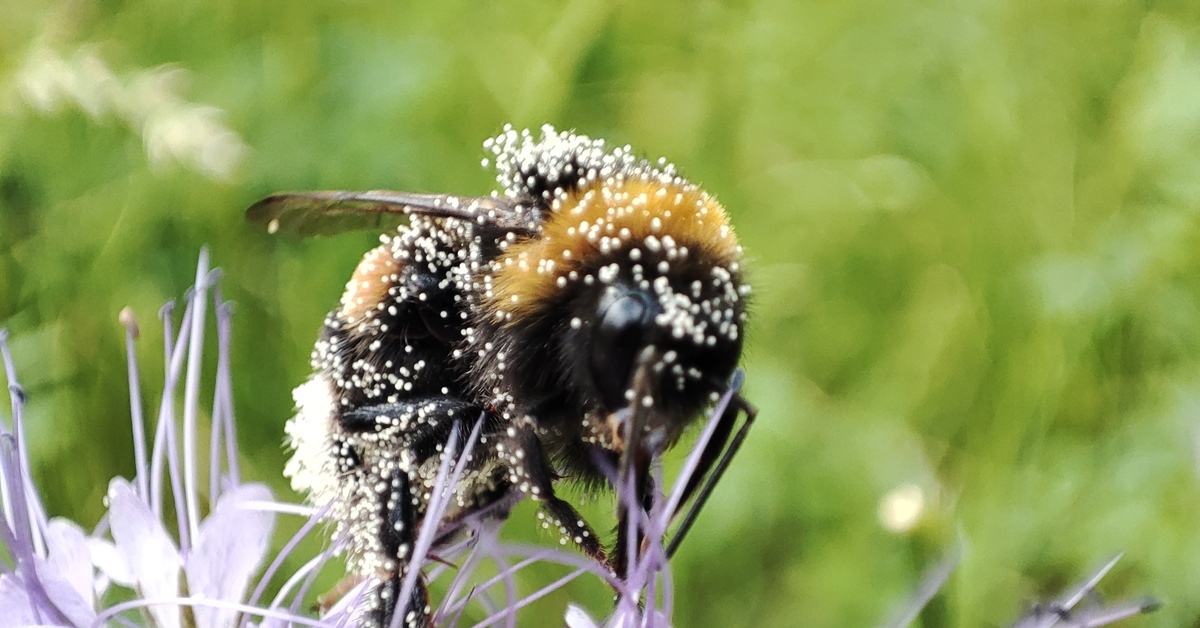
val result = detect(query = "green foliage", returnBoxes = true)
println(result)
[3,0,1199,625]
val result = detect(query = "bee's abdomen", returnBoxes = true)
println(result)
[314,224,477,417]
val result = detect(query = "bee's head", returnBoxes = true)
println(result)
[476,174,748,442]
[573,251,745,427]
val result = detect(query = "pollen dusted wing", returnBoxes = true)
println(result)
[246,190,534,237]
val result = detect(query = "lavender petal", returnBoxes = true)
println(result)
[185,482,275,628]
[564,605,600,628]
[88,537,134,588]
[43,518,94,611]
[32,555,96,626]
[0,573,39,627]
[106,478,182,628]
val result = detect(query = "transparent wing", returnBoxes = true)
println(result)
[245,190,524,237]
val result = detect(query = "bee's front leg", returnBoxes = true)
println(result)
[500,426,606,563]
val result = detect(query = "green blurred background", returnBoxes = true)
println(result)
[3,1,1200,626]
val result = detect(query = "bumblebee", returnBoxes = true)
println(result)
[248,125,753,627]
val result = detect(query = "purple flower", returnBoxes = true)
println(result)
[0,250,328,628]
[1009,554,1159,628]
[1,332,100,627]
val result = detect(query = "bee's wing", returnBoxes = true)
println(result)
[246,190,527,237]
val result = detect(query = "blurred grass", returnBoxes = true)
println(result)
[3,0,1200,625]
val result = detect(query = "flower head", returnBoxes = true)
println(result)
[0,250,322,627]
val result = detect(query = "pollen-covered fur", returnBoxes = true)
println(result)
[274,124,749,627]
[468,126,748,485]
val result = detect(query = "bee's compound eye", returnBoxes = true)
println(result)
[590,291,652,411]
